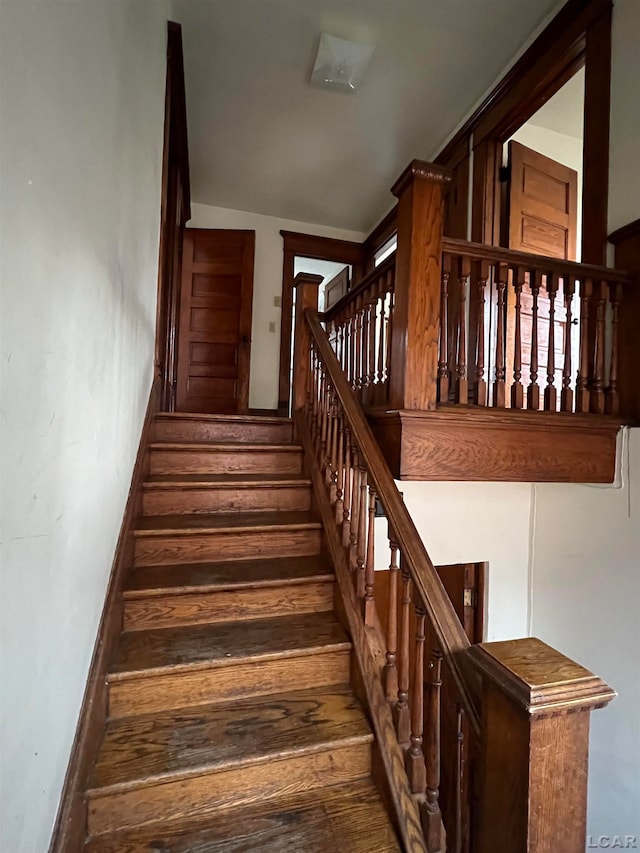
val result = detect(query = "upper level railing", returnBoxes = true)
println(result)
[322,160,637,422]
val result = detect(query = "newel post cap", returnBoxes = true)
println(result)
[293,272,323,289]
[467,637,616,717]
[391,159,452,198]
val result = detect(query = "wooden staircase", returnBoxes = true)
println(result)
[83,412,402,851]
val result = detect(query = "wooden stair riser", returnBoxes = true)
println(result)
[122,581,335,631]
[108,649,351,717]
[149,447,303,476]
[134,528,322,566]
[87,741,372,836]
[154,418,293,444]
[142,483,311,516]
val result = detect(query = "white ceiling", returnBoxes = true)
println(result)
[527,68,585,139]
[173,0,561,232]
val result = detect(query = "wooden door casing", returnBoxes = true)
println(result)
[176,229,255,414]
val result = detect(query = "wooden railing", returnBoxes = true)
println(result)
[439,238,632,415]
[318,161,636,425]
[293,271,616,851]
[323,253,396,408]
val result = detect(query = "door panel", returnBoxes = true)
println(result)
[176,229,254,414]
[506,142,578,408]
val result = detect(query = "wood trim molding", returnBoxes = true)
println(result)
[48,380,159,853]
[367,407,623,483]
[609,218,640,245]
[167,22,191,219]
[278,231,365,413]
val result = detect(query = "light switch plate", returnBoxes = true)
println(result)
[274,296,281,307]
[269,321,276,333]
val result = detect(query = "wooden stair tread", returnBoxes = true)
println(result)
[109,612,350,678]
[84,780,401,852]
[155,413,292,425]
[134,511,320,535]
[124,556,333,597]
[149,442,300,452]
[88,686,372,794]
[144,473,311,486]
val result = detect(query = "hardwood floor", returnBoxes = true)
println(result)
[82,413,401,851]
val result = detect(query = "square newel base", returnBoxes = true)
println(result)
[467,638,616,853]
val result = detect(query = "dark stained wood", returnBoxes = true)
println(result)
[368,407,622,483]
[609,218,640,420]
[324,266,350,310]
[468,638,615,853]
[155,23,191,413]
[389,161,451,410]
[293,273,322,411]
[142,473,312,515]
[582,4,612,265]
[149,442,303,476]
[176,229,255,414]
[154,412,293,443]
[294,413,429,853]
[49,380,159,853]
[84,780,401,853]
[278,231,364,412]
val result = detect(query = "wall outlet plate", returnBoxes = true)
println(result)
[269,321,276,333]
[274,296,281,307]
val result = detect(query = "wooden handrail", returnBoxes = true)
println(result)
[322,252,396,321]
[442,236,634,284]
[304,306,481,734]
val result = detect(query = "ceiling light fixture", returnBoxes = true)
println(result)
[310,33,375,94]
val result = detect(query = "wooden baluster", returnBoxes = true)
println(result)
[493,262,507,407]
[438,254,451,403]
[376,291,385,386]
[511,267,525,409]
[385,289,394,393]
[355,294,364,394]
[334,412,344,526]
[606,281,622,415]
[342,431,352,548]
[329,397,339,502]
[368,290,377,403]
[527,270,542,410]
[406,604,428,794]
[348,448,360,579]
[384,535,400,702]
[363,486,377,624]
[327,391,337,497]
[544,272,559,411]
[590,281,607,414]
[456,255,470,403]
[423,649,443,852]
[356,465,368,599]
[561,276,576,413]
[576,278,592,413]
[394,566,412,747]
[455,705,465,853]
[475,260,489,405]
[321,383,331,485]
[349,312,356,388]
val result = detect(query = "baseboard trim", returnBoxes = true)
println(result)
[48,378,158,853]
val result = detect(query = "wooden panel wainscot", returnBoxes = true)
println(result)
[467,638,615,853]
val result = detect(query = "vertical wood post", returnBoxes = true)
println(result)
[389,160,452,410]
[468,638,615,853]
[609,219,640,420]
[292,273,322,412]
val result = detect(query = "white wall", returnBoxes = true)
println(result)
[188,203,365,410]
[0,2,169,851]
[530,430,640,838]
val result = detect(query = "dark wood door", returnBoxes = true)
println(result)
[506,142,578,407]
[176,229,255,414]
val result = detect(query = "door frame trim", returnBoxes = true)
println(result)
[155,21,191,412]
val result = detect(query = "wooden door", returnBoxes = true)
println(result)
[323,267,349,310]
[506,142,578,407]
[176,229,255,414]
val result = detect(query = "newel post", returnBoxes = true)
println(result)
[292,273,323,412]
[389,160,452,410]
[468,638,616,853]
